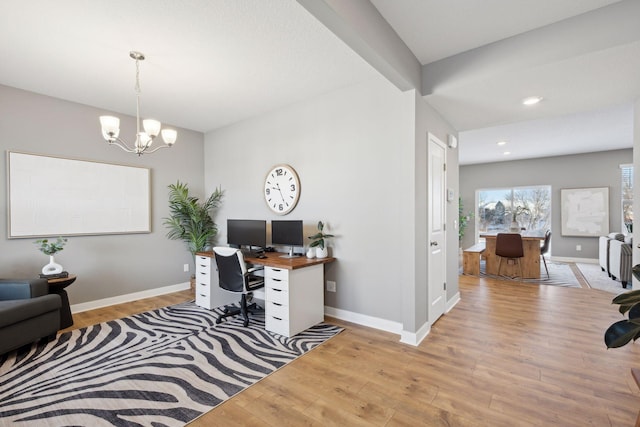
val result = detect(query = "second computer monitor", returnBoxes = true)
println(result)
[271,220,303,257]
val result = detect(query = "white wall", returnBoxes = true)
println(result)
[205,76,412,324]
[204,75,458,334]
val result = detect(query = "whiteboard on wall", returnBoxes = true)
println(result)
[7,151,151,238]
[560,187,609,237]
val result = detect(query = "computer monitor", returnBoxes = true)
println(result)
[227,219,266,253]
[271,220,303,258]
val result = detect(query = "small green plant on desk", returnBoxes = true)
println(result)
[308,221,334,250]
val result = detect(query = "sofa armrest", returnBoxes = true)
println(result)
[0,278,49,300]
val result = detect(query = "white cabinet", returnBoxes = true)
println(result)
[264,264,324,337]
[194,254,237,310]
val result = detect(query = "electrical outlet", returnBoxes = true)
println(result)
[576,245,582,251]
[183,263,189,272]
[326,280,336,292]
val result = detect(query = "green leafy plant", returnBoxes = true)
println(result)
[308,221,334,250]
[34,237,67,255]
[163,181,224,259]
[458,197,473,241]
[604,264,640,348]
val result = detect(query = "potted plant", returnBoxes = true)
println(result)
[605,264,640,348]
[163,181,224,287]
[307,221,334,259]
[35,237,68,275]
[458,197,473,245]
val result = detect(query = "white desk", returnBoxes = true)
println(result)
[195,251,335,337]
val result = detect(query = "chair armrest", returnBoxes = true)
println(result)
[0,278,49,300]
[247,266,264,274]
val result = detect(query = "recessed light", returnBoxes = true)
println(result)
[497,141,507,146]
[522,96,543,106]
[503,151,511,155]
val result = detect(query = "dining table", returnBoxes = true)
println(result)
[480,231,545,279]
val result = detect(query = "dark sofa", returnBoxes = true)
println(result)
[0,278,61,355]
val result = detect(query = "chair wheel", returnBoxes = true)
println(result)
[216,318,222,324]
[243,319,249,327]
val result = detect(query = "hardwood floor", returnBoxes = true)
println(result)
[64,277,640,426]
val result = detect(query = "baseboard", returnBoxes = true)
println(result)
[70,282,191,314]
[324,306,403,335]
[446,291,461,313]
[551,256,598,264]
[399,292,460,346]
[400,322,430,346]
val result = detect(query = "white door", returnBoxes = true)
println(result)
[428,133,447,324]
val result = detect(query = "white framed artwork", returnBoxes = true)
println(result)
[7,151,151,238]
[560,187,609,237]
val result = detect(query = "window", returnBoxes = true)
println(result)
[476,186,552,236]
[621,164,633,233]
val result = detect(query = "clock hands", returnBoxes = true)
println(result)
[274,182,285,203]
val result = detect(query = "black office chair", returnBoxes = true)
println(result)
[495,233,524,279]
[540,230,551,278]
[213,247,264,327]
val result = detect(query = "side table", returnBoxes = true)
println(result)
[47,275,77,329]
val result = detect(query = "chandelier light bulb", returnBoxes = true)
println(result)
[522,96,543,106]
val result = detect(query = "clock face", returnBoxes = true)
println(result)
[264,164,300,215]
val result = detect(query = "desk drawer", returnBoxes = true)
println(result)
[195,292,212,309]
[196,256,211,269]
[196,269,211,284]
[265,300,289,319]
[265,313,290,337]
[266,276,289,291]
[196,281,210,296]
[266,267,289,281]
[266,286,289,305]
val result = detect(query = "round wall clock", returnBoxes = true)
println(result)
[264,164,300,215]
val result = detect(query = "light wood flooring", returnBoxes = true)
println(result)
[64,276,640,426]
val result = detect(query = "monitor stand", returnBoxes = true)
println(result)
[279,246,300,258]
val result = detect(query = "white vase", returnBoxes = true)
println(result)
[316,246,328,259]
[42,255,63,275]
[306,247,316,259]
[509,221,520,233]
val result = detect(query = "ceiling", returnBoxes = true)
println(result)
[1,0,637,165]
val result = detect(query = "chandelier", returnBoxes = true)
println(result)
[99,51,177,155]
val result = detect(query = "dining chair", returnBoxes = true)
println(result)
[495,233,525,279]
[540,230,551,278]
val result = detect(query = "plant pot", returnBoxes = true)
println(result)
[316,246,328,259]
[42,255,63,275]
[306,248,316,259]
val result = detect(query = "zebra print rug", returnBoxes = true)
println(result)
[0,301,342,426]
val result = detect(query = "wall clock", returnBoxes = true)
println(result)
[264,164,300,215]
